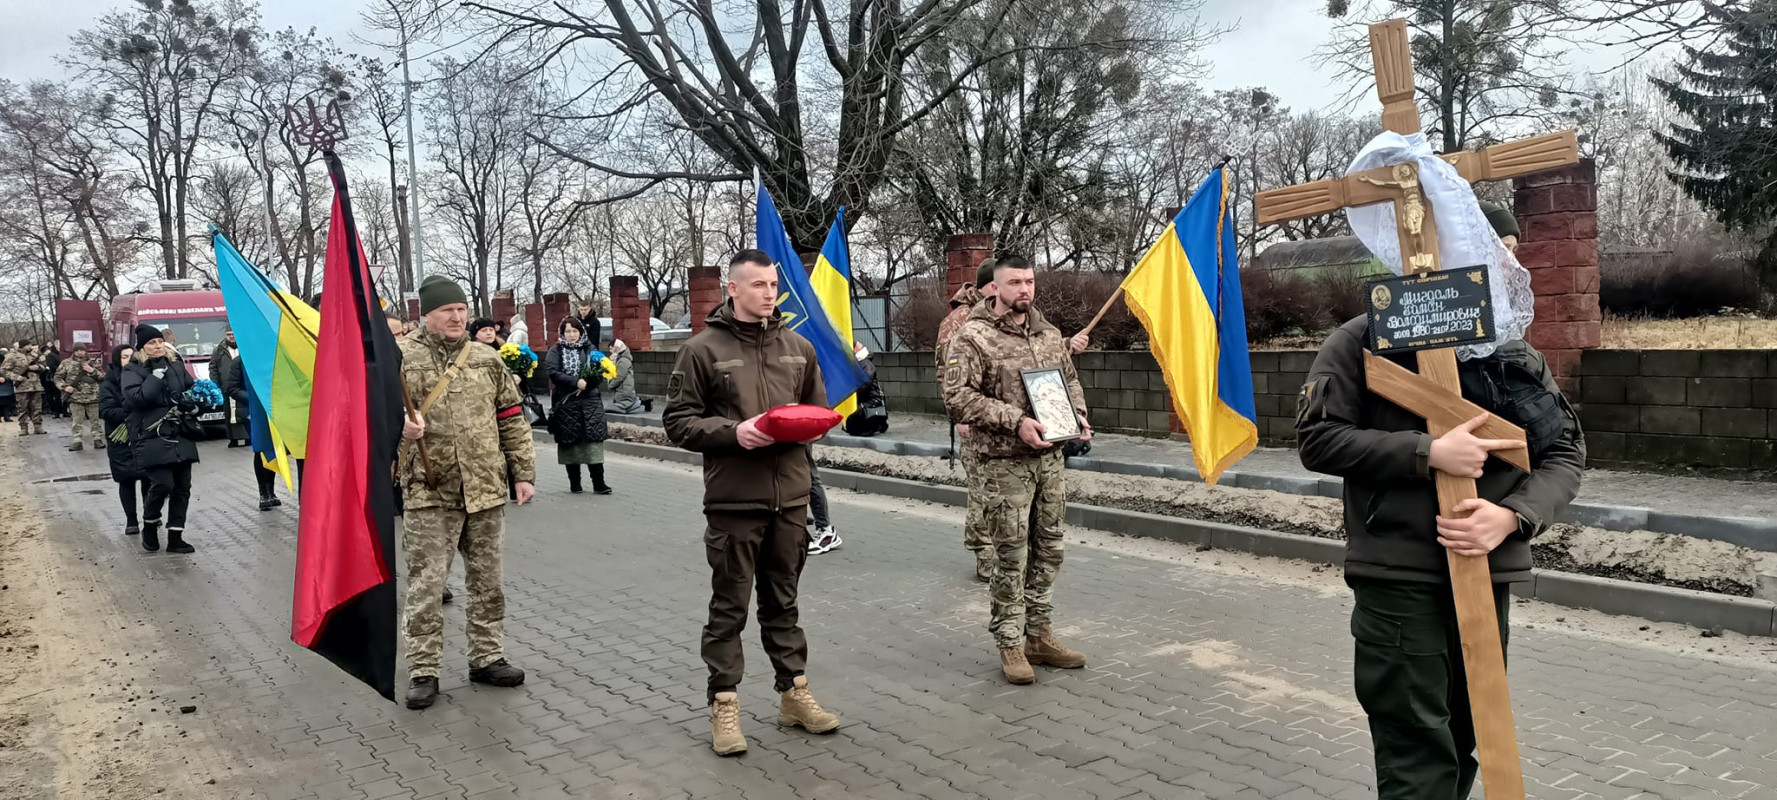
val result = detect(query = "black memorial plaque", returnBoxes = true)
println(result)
[1365,265,1495,354]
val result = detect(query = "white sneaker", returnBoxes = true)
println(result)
[808,527,842,555]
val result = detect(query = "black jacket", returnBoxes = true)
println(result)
[1297,316,1585,584]
[98,366,142,480]
[843,356,889,436]
[544,341,608,446]
[122,356,201,469]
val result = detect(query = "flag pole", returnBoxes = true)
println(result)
[1077,155,1235,340]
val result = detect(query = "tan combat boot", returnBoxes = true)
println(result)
[777,676,841,734]
[1026,630,1087,669]
[1000,647,1036,684]
[710,692,748,756]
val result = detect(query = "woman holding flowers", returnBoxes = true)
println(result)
[544,317,613,494]
[121,324,204,554]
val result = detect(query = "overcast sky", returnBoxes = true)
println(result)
[3,0,1645,114]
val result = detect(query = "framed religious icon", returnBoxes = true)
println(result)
[1020,367,1083,443]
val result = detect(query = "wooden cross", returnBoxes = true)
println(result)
[1254,19,1580,800]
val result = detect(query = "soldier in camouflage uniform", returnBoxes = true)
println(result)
[1,340,47,435]
[397,275,537,710]
[941,255,1092,685]
[55,343,105,450]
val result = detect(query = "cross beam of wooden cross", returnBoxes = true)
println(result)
[1254,18,1581,800]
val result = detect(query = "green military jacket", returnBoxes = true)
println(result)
[1,350,45,393]
[397,329,536,514]
[55,356,103,404]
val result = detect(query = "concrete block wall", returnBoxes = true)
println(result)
[643,349,1316,443]
[1579,349,1777,471]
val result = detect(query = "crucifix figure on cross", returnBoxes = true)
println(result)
[1267,18,1588,800]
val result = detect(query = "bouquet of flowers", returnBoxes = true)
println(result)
[499,342,538,378]
[577,349,618,388]
[149,379,225,438]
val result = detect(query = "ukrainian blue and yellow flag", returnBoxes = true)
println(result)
[212,228,320,490]
[810,209,858,417]
[754,174,869,411]
[1121,167,1257,485]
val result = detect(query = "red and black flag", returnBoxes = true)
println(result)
[291,150,405,700]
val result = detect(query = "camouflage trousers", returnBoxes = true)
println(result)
[960,445,989,554]
[982,450,1066,649]
[69,402,99,443]
[14,391,41,432]
[403,506,506,678]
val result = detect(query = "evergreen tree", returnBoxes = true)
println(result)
[1656,1,1777,289]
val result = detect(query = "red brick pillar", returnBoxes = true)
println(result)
[609,276,651,351]
[491,290,516,327]
[539,292,571,351]
[688,266,723,334]
[405,298,420,320]
[946,234,994,298]
[1514,158,1600,394]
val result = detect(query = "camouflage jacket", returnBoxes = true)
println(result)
[0,350,45,393]
[933,284,982,406]
[942,300,1088,460]
[397,329,536,514]
[55,356,104,404]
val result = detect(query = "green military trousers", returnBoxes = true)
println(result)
[1348,577,1511,800]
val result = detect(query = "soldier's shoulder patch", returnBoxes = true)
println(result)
[667,371,684,399]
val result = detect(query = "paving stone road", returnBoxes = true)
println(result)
[15,434,1777,800]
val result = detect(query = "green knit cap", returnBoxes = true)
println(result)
[1480,200,1520,239]
[975,259,996,289]
[418,274,468,314]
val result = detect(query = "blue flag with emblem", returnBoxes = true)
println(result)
[753,173,869,410]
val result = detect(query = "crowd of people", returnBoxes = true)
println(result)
[7,206,1583,796]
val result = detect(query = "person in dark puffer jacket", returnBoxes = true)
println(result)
[98,343,148,538]
[543,316,611,494]
[121,324,202,555]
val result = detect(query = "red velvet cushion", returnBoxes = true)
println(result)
[756,404,842,442]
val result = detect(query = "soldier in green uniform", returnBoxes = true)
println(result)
[1296,212,1584,799]
[941,255,1092,685]
[55,343,105,450]
[1,340,47,435]
[398,275,537,710]
[664,249,844,756]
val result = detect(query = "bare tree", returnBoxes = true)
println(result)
[1260,111,1379,242]
[69,0,257,279]
[466,0,1183,249]
[608,195,691,319]
[0,80,150,301]
[425,58,527,315]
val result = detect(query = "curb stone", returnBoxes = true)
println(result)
[603,412,1776,551]
[598,437,1777,638]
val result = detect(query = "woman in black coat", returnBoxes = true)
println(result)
[98,343,149,538]
[544,317,611,494]
[121,324,201,554]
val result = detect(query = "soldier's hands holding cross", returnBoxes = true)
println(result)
[1428,413,1523,478]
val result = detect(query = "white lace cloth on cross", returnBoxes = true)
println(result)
[1345,131,1536,360]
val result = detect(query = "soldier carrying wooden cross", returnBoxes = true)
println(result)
[1266,19,1588,800]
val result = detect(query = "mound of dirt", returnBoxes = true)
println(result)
[610,423,1773,596]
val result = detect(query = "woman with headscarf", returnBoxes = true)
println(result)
[121,324,202,554]
[603,339,646,414]
[98,343,148,538]
[544,317,612,494]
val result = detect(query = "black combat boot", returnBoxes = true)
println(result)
[468,659,526,687]
[141,520,161,552]
[566,464,583,494]
[165,527,195,555]
[405,676,439,710]
[591,464,612,495]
